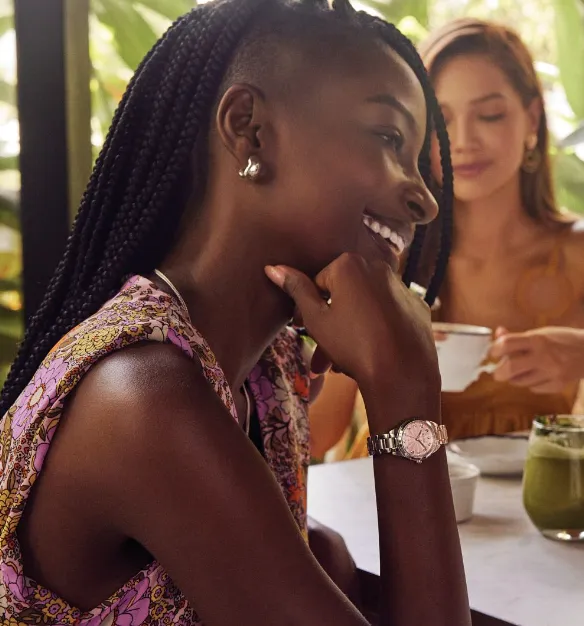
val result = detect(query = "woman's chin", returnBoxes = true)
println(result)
[454,174,519,207]
[454,188,495,205]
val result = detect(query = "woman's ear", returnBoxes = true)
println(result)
[215,83,267,169]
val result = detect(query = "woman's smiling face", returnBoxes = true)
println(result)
[431,53,540,206]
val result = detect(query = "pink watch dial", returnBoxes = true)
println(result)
[401,420,436,460]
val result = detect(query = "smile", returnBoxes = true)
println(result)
[453,161,492,178]
[362,214,406,254]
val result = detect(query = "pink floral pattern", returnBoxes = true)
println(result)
[11,357,67,439]
[0,276,310,624]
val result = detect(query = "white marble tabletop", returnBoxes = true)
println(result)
[308,457,584,626]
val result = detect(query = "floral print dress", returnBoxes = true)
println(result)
[0,276,311,625]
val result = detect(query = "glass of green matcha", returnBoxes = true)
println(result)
[523,415,584,542]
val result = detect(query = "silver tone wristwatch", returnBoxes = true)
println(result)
[367,419,449,463]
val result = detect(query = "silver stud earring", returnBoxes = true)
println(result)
[238,156,262,181]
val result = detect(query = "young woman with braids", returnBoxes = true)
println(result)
[0,0,469,623]
[310,19,584,460]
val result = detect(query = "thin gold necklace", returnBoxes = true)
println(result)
[241,384,252,437]
[154,269,189,316]
[153,268,251,434]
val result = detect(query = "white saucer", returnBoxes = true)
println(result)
[448,433,529,477]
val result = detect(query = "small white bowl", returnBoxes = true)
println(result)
[448,457,480,523]
[448,433,529,477]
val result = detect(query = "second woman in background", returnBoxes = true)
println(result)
[311,18,584,460]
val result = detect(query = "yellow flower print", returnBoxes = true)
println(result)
[0,490,21,541]
[0,515,18,542]
[149,599,171,620]
[150,585,164,603]
[70,327,119,359]
[6,617,27,626]
[45,596,68,619]
[0,411,13,469]
[0,489,16,518]
[122,324,146,339]
[33,587,52,602]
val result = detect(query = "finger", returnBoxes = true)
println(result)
[493,354,538,382]
[505,370,550,390]
[490,333,532,359]
[312,263,337,302]
[312,252,370,302]
[265,265,328,321]
[494,326,509,339]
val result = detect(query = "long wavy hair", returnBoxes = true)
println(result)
[420,17,573,229]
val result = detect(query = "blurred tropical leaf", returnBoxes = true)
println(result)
[0,79,13,105]
[0,189,19,231]
[0,336,19,369]
[0,276,20,292]
[90,0,192,143]
[361,0,429,28]
[92,0,160,71]
[558,121,584,148]
[0,155,17,171]
[136,0,194,21]
[90,75,116,149]
[552,0,584,119]
[397,15,428,44]
[0,304,22,340]
[0,223,21,282]
[554,151,584,214]
[0,15,12,37]
[0,303,23,374]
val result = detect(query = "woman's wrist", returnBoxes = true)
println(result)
[360,375,442,434]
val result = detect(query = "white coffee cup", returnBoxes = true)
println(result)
[447,456,480,523]
[433,322,494,392]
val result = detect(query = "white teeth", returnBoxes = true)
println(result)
[392,233,406,254]
[362,215,406,254]
[389,230,400,248]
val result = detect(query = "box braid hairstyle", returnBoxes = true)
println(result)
[0,0,452,415]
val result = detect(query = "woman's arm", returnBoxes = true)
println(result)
[362,379,469,625]
[66,344,370,626]
[61,338,468,626]
[268,255,471,626]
